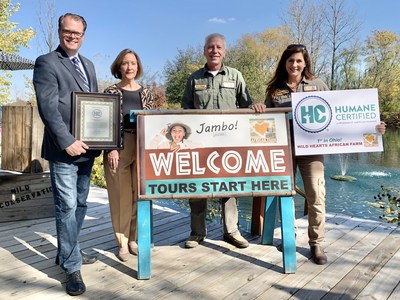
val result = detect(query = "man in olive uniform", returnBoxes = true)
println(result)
[181,33,266,249]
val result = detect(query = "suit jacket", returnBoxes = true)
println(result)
[33,45,100,163]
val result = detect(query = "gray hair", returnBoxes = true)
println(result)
[204,33,226,49]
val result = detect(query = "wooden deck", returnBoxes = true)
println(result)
[0,185,399,299]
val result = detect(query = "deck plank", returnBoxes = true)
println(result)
[323,226,400,300]
[354,227,400,300]
[0,185,398,300]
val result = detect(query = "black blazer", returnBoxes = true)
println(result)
[33,46,100,163]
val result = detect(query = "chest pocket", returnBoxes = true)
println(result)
[193,82,210,108]
[272,89,292,107]
[219,80,236,106]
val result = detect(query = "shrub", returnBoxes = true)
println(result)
[372,185,400,225]
[91,155,106,188]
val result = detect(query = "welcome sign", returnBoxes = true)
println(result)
[292,88,384,156]
[136,111,294,199]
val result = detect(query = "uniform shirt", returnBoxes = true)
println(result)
[265,77,329,108]
[265,77,329,145]
[182,64,253,110]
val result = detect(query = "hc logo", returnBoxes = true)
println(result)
[294,96,332,133]
[300,105,326,123]
[92,109,102,119]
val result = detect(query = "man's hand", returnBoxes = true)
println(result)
[250,103,267,113]
[65,140,89,156]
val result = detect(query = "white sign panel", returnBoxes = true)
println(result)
[137,113,294,198]
[292,88,383,155]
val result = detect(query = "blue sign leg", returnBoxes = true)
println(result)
[262,196,277,245]
[279,196,297,273]
[137,200,152,279]
[150,200,154,248]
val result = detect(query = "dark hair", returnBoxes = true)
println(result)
[165,122,192,141]
[58,13,87,32]
[110,48,143,80]
[266,44,315,97]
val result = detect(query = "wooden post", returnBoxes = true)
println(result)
[251,196,265,235]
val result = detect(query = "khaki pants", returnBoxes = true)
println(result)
[103,132,138,248]
[189,197,240,237]
[295,155,326,246]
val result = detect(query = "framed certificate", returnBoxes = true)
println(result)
[72,92,122,150]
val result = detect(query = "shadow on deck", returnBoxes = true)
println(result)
[0,185,399,299]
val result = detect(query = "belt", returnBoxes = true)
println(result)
[124,129,136,134]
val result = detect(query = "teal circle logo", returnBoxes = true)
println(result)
[294,95,332,133]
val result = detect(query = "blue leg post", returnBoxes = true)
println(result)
[150,200,154,248]
[137,199,152,279]
[279,196,297,273]
[262,196,277,245]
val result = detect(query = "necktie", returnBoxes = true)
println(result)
[72,57,90,92]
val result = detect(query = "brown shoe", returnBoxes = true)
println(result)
[128,242,138,256]
[117,248,129,262]
[223,233,249,248]
[311,245,327,265]
[185,235,205,248]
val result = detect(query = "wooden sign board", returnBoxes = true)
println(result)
[137,110,295,199]
[0,173,54,222]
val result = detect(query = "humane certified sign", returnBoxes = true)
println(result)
[292,88,383,155]
[136,112,294,198]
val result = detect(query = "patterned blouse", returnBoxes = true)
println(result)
[103,83,155,148]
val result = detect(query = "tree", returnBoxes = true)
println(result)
[323,0,361,89]
[284,0,327,77]
[227,37,267,103]
[363,30,400,112]
[0,0,35,105]
[163,46,204,106]
[227,28,291,103]
[283,0,361,89]
[147,82,167,109]
[335,43,363,89]
[22,0,57,103]
[36,0,57,54]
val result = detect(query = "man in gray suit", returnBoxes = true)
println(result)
[33,13,100,296]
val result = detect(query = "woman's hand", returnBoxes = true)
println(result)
[107,150,120,170]
[376,121,386,135]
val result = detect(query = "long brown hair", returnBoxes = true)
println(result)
[266,44,315,97]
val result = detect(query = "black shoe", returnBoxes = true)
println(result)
[311,245,328,265]
[55,250,97,265]
[66,270,86,296]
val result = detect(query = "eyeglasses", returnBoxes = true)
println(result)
[61,29,84,38]
[286,44,307,50]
